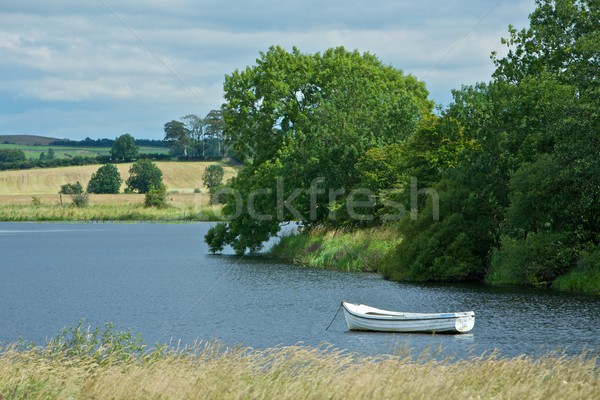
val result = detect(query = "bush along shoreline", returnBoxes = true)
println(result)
[269,227,600,295]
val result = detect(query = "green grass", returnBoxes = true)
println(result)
[552,259,600,295]
[270,226,400,272]
[0,322,597,400]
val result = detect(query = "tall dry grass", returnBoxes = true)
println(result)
[0,342,597,400]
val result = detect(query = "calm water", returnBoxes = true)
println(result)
[1,222,598,358]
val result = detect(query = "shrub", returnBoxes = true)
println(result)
[144,183,168,208]
[70,192,90,208]
[59,181,84,195]
[87,164,122,194]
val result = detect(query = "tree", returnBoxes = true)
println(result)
[87,164,122,194]
[202,164,224,189]
[164,120,192,158]
[126,159,163,194]
[0,149,26,163]
[381,0,599,285]
[111,134,138,162]
[181,114,205,158]
[204,109,225,157]
[205,46,433,254]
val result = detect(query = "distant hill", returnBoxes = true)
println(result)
[0,135,69,146]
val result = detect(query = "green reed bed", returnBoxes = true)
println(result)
[0,322,597,400]
[270,226,401,272]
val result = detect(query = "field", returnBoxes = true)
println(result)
[0,143,168,160]
[0,161,236,221]
[0,161,236,195]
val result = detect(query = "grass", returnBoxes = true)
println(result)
[270,226,401,272]
[552,262,600,295]
[0,193,220,221]
[0,336,597,399]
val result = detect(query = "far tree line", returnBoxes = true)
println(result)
[0,110,228,171]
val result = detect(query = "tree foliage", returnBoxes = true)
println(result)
[144,183,168,208]
[202,164,225,189]
[164,110,225,159]
[206,46,433,254]
[383,0,599,285]
[126,159,163,194]
[204,2,598,289]
[87,164,122,194]
[0,149,26,163]
[111,134,139,162]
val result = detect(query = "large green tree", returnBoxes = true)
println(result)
[126,159,163,194]
[110,134,138,162]
[164,120,192,158]
[205,46,433,254]
[382,0,599,284]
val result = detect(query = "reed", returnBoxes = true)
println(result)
[269,226,400,272]
[0,341,597,400]
[0,202,220,222]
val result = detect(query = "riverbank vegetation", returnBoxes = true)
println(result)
[0,195,219,221]
[0,323,597,400]
[270,226,400,272]
[207,0,599,294]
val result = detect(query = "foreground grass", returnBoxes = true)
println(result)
[1,342,597,399]
[270,226,401,272]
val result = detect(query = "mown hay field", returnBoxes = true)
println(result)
[0,161,236,195]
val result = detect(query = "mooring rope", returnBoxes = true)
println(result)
[325,302,343,331]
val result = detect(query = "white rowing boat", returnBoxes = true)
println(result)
[341,302,475,333]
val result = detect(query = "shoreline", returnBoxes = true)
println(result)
[268,227,600,296]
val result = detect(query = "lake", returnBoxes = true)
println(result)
[1,222,598,359]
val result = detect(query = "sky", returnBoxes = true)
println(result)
[0,0,536,140]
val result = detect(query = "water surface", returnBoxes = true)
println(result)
[1,222,598,358]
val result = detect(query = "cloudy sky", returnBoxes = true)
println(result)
[0,0,535,140]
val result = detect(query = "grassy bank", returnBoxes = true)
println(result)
[270,228,600,295]
[270,226,401,272]
[0,194,220,221]
[1,341,597,400]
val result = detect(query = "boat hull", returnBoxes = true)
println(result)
[341,302,475,334]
